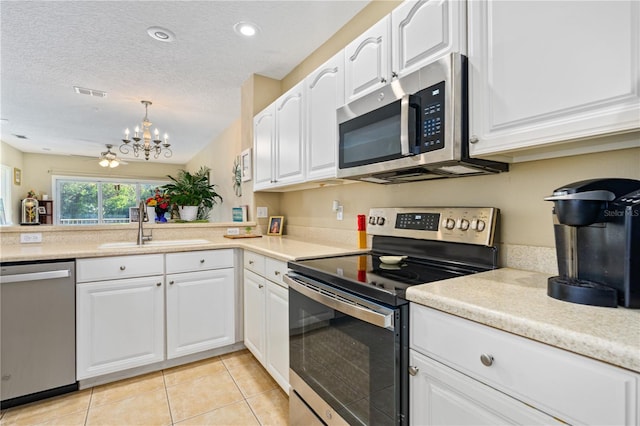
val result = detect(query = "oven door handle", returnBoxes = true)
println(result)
[284,274,394,329]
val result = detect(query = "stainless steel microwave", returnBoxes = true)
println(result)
[337,53,508,183]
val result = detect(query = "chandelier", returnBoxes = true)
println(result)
[98,144,121,168]
[119,100,172,161]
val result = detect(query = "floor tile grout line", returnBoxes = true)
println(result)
[83,387,93,426]
[161,369,175,426]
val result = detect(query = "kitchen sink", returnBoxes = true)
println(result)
[98,239,210,249]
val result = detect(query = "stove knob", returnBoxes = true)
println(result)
[476,220,486,232]
[458,219,470,231]
[444,218,455,230]
[376,217,386,226]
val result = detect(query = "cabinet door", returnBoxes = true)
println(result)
[275,81,305,186]
[243,269,266,364]
[391,0,466,77]
[410,350,558,425]
[468,0,640,158]
[306,51,344,181]
[166,268,235,359]
[77,276,164,379]
[253,103,276,190]
[345,15,391,103]
[265,280,289,394]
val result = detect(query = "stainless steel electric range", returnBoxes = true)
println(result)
[285,207,499,426]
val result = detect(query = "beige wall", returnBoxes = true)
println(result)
[185,119,248,222]
[1,141,25,223]
[279,146,640,248]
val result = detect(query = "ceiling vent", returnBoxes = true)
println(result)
[73,86,107,97]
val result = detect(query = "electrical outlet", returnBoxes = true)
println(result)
[256,207,268,218]
[226,228,240,235]
[336,206,344,221]
[20,233,42,243]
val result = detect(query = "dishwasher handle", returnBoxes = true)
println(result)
[1,269,71,284]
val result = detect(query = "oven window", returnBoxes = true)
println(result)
[339,101,403,169]
[290,287,398,425]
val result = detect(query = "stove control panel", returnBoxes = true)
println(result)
[367,207,498,246]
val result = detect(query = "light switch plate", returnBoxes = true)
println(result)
[20,233,42,243]
[256,207,268,218]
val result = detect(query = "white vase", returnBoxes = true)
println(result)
[178,205,198,221]
[146,206,156,222]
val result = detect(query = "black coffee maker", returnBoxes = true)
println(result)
[545,178,640,308]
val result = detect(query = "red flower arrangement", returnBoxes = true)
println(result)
[146,189,171,222]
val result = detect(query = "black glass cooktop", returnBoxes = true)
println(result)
[288,253,478,307]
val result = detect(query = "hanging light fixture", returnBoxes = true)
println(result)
[119,100,172,161]
[98,144,121,168]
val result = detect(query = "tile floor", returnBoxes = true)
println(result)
[0,349,289,426]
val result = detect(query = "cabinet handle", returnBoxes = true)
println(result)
[480,354,494,367]
[469,136,479,144]
[120,266,126,271]
[408,365,419,376]
[156,282,162,287]
[258,284,264,289]
[169,280,175,285]
[200,259,205,263]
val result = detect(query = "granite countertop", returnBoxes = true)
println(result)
[406,268,640,373]
[0,235,365,263]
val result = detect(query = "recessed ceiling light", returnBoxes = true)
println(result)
[74,86,107,97]
[147,26,176,43]
[234,21,260,37]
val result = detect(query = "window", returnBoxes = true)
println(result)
[53,176,167,225]
[0,165,12,225]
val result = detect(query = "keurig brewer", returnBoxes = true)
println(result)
[545,178,640,308]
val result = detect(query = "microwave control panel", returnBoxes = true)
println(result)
[417,80,446,153]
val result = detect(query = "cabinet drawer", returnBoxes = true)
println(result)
[265,258,287,287]
[166,249,233,274]
[244,251,265,275]
[410,304,638,425]
[77,254,164,283]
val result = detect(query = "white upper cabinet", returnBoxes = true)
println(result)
[345,15,391,103]
[468,0,640,159]
[305,51,345,181]
[275,81,305,186]
[391,0,466,77]
[253,103,276,190]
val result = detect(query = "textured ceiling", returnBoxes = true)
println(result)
[0,0,368,164]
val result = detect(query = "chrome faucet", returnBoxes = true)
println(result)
[137,200,153,245]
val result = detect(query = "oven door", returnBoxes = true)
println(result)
[285,273,408,426]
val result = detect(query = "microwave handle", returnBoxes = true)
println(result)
[400,94,420,156]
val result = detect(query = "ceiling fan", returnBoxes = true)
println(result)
[98,144,127,168]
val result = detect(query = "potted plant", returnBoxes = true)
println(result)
[161,166,223,221]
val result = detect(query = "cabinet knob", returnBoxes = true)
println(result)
[258,284,264,289]
[169,280,175,285]
[480,354,494,367]
[274,271,281,276]
[380,77,387,84]
[120,266,126,271]
[408,365,419,376]
[249,260,254,265]
[200,259,205,263]
[469,136,479,144]
[391,71,398,79]
[156,282,162,287]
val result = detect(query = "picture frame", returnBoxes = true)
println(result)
[241,148,252,182]
[13,168,21,185]
[267,216,284,236]
[37,206,47,215]
[129,207,141,223]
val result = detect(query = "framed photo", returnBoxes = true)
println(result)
[241,148,252,182]
[37,206,47,215]
[129,207,141,223]
[13,168,21,185]
[267,216,284,236]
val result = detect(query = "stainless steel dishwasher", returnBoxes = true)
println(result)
[1,260,78,409]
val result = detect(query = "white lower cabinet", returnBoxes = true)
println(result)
[76,250,236,380]
[410,303,639,425]
[76,275,165,380]
[243,251,289,393]
[166,268,235,359]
